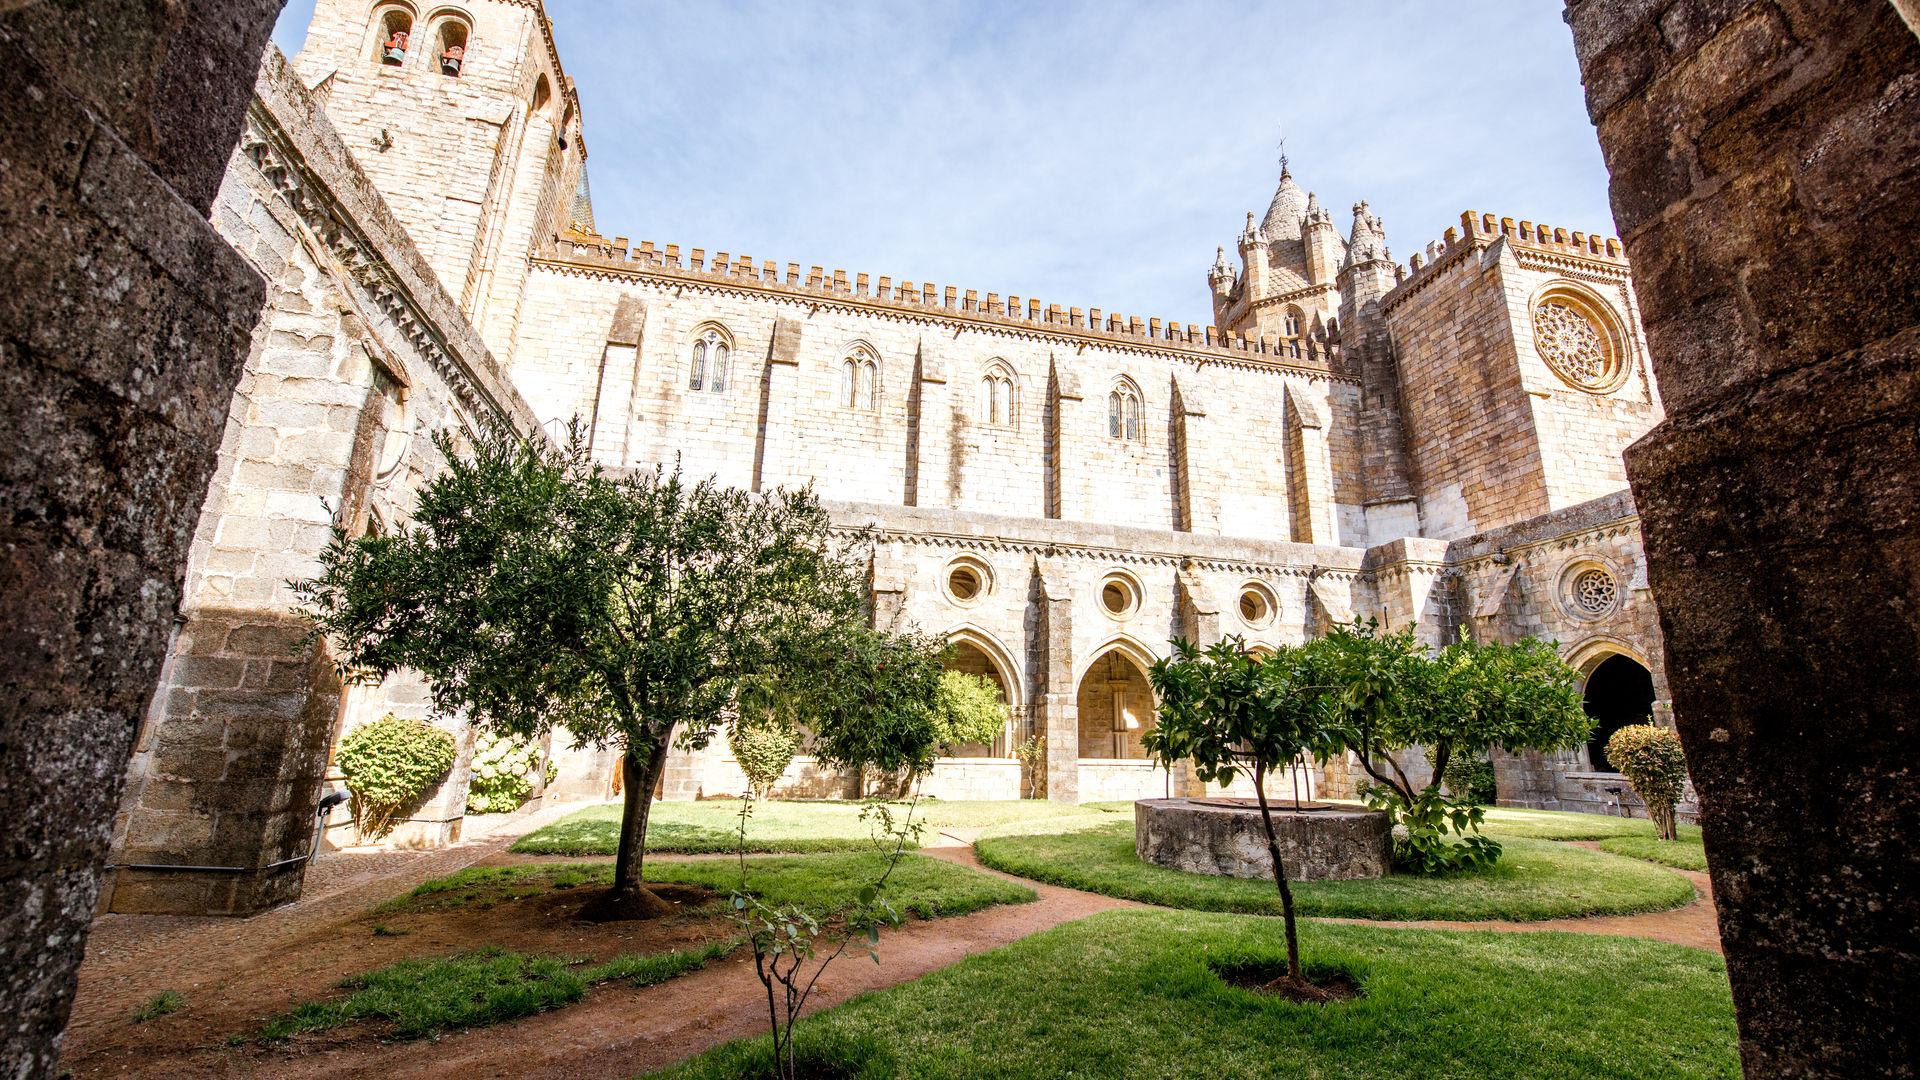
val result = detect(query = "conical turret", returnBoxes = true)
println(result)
[1260,164,1309,241]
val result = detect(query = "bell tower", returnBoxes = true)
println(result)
[288,0,586,360]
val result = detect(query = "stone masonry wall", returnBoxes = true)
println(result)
[106,47,542,916]
[0,2,281,1075]
[1567,3,1920,1074]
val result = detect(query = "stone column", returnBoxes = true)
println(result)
[1034,558,1079,802]
[1285,383,1337,545]
[1047,360,1085,520]
[1171,375,1219,533]
[0,4,281,1075]
[904,342,949,507]
[751,316,804,491]
[1566,4,1920,1075]
[589,294,645,465]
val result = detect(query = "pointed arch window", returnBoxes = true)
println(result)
[979,361,1016,426]
[688,326,730,394]
[839,346,879,410]
[1107,382,1141,441]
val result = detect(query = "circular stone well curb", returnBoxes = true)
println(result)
[1134,798,1392,881]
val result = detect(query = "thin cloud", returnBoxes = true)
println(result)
[276,1,1613,327]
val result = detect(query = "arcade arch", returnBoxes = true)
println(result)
[1580,652,1656,772]
[1075,646,1156,759]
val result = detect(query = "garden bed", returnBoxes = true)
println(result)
[975,820,1696,921]
[647,908,1739,1079]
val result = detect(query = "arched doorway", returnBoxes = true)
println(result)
[944,639,1012,757]
[1076,649,1155,759]
[1583,654,1655,771]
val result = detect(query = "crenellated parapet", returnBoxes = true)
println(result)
[540,234,1351,377]
[1386,210,1630,313]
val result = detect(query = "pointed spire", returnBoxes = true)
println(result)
[1239,211,1265,250]
[1209,245,1234,280]
[1261,165,1309,241]
[1342,199,1390,269]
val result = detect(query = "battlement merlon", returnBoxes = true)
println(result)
[1383,209,1630,312]
[537,236,1351,378]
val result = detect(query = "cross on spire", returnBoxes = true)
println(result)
[1276,123,1289,177]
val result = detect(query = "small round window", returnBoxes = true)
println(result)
[1100,575,1138,618]
[1238,585,1274,628]
[949,566,981,601]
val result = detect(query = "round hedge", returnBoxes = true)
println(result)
[1606,724,1689,840]
[466,731,543,814]
[337,714,457,839]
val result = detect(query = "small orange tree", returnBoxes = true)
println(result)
[1606,723,1689,840]
[1144,637,1342,990]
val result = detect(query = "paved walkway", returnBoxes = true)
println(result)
[65,812,1720,1079]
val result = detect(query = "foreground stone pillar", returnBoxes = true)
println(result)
[1566,4,1919,1075]
[1035,558,1078,802]
[0,2,282,1075]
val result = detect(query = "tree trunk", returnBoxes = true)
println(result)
[1251,762,1302,981]
[583,739,675,921]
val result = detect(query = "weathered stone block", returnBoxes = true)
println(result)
[1135,798,1391,882]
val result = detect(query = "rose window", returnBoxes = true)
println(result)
[1533,298,1626,392]
[1571,568,1617,616]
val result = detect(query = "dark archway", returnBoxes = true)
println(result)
[1582,654,1654,772]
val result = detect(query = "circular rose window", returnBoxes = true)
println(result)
[1570,567,1618,617]
[1238,585,1274,628]
[948,566,981,601]
[1533,292,1628,393]
[1100,576,1137,618]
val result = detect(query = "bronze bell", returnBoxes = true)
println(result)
[382,30,408,65]
[441,44,464,76]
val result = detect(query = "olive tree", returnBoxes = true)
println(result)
[1144,637,1343,989]
[297,426,929,917]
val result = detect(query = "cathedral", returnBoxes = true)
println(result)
[104,0,1679,915]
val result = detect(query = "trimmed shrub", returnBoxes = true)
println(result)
[337,714,457,839]
[466,731,543,814]
[730,717,801,800]
[1606,724,1689,840]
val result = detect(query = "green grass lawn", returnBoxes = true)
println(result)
[260,941,729,1040]
[383,852,1037,923]
[511,798,1133,856]
[974,820,1695,921]
[1600,835,1710,871]
[648,909,1739,1080]
[1479,806,1703,842]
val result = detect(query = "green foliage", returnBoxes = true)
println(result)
[1011,735,1046,798]
[298,424,942,899]
[258,941,730,1040]
[973,821,1695,922]
[1606,724,1689,840]
[1426,746,1497,805]
[932,670,1009,753]
[647,910,1739,1080]
[1311,621,1590,869]
[465,731,543,814]
[335,714,456,839]
[729,798,928,1080]
[729,715,802,800]
[131,990,186,1023]
[1145,637,1347,981]
[1363,785,1502,874]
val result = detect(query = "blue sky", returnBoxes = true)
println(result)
[273,2,1612,327]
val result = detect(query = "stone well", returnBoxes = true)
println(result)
[1135,798,1392,881]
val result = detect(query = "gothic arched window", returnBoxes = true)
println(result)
[1108,382,1141,441]
[979,361,1015,426]
[840,346,878,410]
[688,326,729,394]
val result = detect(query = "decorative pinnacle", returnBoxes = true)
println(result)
[1276,123,1289,178]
